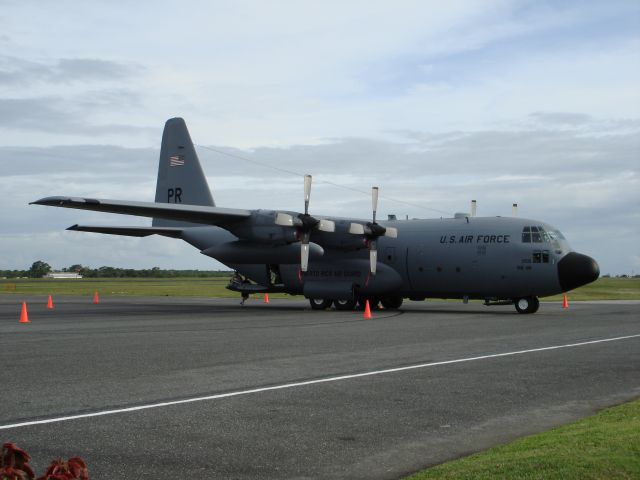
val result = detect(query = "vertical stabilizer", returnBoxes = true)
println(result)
[153,117,214,227]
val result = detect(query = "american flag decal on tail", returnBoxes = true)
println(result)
[169,155,185,167]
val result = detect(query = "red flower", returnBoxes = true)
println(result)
[37,457,88,480]
[1,443,35,480]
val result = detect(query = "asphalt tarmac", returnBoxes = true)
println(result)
[0,295,638,479]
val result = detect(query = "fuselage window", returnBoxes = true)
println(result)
[532,250,550,263]
[522,226,531,243]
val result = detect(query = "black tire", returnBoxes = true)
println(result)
[334,298,357,310]
[380,296,403,310]
[309,298,332,310]
[514,296,540,314]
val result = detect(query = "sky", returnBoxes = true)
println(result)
[1,0,639,275]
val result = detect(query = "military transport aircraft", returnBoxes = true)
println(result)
[31,118,600,314]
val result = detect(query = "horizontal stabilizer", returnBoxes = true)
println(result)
[31,196,251,227]
[67,224,183,238]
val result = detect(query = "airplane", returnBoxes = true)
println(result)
[31,118,600,314]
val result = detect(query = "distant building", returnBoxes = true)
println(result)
[45,272,83,279]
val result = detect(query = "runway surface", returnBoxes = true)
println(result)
[0,295,638,479]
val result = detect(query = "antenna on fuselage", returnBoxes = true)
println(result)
[471,200,477,217]
[512,203,518,217]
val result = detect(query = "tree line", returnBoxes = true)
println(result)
[0,261,231,278]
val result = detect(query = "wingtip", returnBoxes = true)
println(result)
[30,196,66,206]
[67,224,80,231]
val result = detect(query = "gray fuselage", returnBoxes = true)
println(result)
[182,213,594,302]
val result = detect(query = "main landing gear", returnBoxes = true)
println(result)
[309,298,333,310]
[308,296,404,311]
[334,298,357,310]
[514,296,540,314]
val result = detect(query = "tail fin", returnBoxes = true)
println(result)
[153,117,214,227]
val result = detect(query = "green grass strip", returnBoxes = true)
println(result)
[0,276,297,299]
[545,278,640,301]
[1,277,638,300]
[405,399,640,480]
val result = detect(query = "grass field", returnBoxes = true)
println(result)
[404,399,640,480]
[545,277,640,301]
[1,277,638,300]
[0,276,240,298]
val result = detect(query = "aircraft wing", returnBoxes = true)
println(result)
[67,224,184,238]
[31,196,252,227]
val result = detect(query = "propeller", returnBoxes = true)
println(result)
[348,186,398,275]
[274,175,335,271]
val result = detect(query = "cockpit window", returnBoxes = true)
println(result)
[522,226,553,243]
[539,226,551,242]
[547,230,565,240]
[531,226,542,243]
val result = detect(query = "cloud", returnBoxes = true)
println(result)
[0,55,149,142]
[528,112,592,126]
[0,97,155,136]
[1,2,639,149]
[0,56,140,86]
[197,123,640,190]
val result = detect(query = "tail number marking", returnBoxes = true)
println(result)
[168,187,183,203]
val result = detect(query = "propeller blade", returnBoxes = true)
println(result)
[301,243,310,272]
[348,223,365,235]
[275,212,294,226]
[384,227,398,238]
[304,175,312,215]
[318,218,335,232]
[300,231,311,272]
[372,186,379,223]
[369,240,377,275]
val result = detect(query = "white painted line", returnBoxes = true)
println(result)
[1,333,639,431]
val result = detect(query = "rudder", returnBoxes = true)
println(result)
[153,117,214,227]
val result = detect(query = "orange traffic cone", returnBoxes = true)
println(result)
[19,302,30,323]
[47,295,54,309]
[562,294,569,309]
[93,291,99,305]
[363,300,372,319]
[264,293,269,304]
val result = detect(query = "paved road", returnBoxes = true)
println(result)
[0,296,638,478]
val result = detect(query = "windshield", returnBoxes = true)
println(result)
[521,225,564,243]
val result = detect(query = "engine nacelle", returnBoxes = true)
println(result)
[201,241,324,264]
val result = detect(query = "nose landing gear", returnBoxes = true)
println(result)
[514,296,540,314]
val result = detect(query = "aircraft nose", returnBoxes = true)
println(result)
[557,252,600,292]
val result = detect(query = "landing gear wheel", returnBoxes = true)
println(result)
[309,298,332,310]
[514,296,540,314]
[334,298,356,311]
[380,296,403,310]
